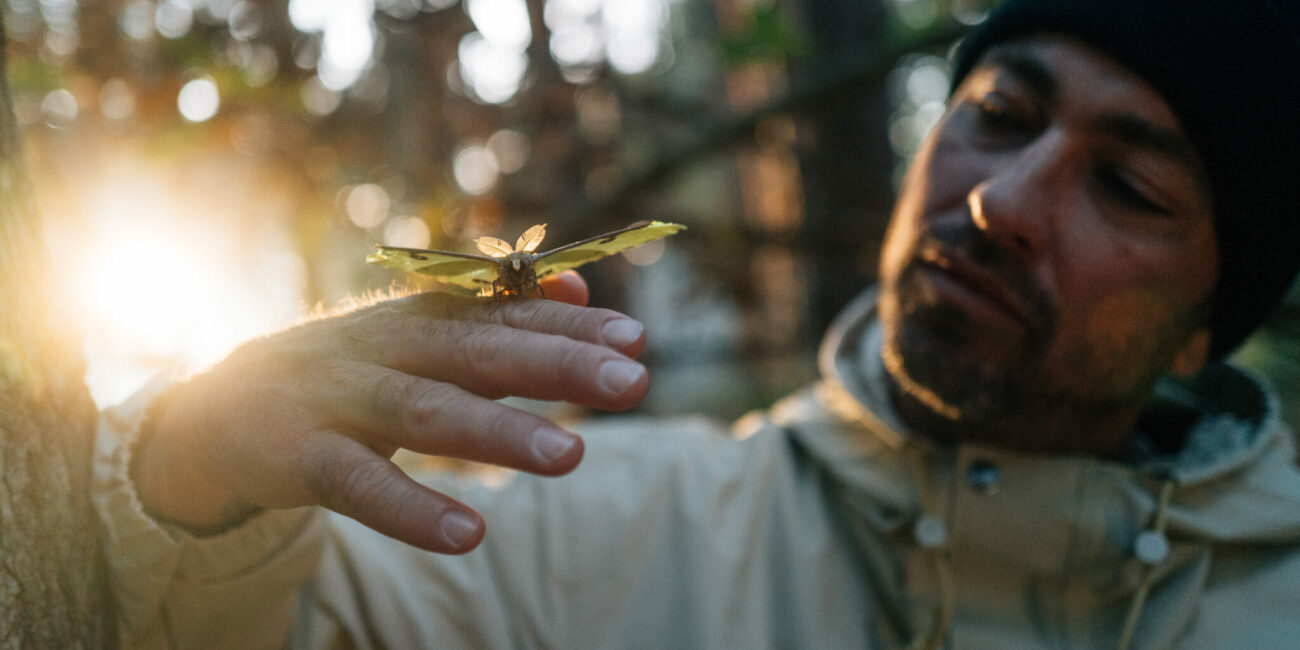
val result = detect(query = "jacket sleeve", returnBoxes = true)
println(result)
[93,377,327,650]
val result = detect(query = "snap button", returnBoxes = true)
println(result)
[1133,530,1170,565]
[914,514,948,549]
[966,459,1001,495]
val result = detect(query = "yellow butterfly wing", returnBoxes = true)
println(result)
[516,223,547,253]
[534,220,686,277]
[475,236,513,258]
[366,246,500,291]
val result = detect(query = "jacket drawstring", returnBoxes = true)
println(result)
[1116,478,1177,650]
[907,452,954,650]
[903,456,1178,650]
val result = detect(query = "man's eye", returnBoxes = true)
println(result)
[970,96,1035,140]
[1095,167,1173,215]
[976,99,1013,127]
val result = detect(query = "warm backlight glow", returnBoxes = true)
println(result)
[53,171,306,406]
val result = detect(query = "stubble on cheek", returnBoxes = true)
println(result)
[1054,289,1205,405]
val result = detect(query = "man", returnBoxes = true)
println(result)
[94,0,1300,647]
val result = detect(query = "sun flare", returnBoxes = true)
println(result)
[48,166,307,407]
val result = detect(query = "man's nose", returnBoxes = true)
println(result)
[965,145,1058,258]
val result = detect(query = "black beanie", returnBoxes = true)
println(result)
[950,0,1300,360]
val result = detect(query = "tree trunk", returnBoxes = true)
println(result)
[792,0,895,336]
[0,26,114,649]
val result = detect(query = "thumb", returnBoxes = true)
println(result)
[539,270,589,306]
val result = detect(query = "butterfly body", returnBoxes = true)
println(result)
[367,220,685,298]
[494,250,542,298]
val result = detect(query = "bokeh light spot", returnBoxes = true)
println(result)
[318,0,375,90]
[549,24,602,67]
[487,129,530,174]
[99,79,136,120]
[622,238,665,266]
[41,88,78,127]
[601,0,665,31]
[228,1,264,40]
[467,0,532,50]
[154,0,194,39]
[121,0,155,40]
[606,32,658,74]
[893,0,939,29]
[301,77,343,115]
[453,145,500,195]
[291,0,376,91]
[906,63,949,105]
[289,0,329,32]
[346,183,391,228]
[239,43,280,88]
[383,216,432,248]
[178,77,220,122]
[458,31,527,104]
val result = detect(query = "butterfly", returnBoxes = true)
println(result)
[367,220,685,298]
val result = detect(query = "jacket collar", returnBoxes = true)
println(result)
[807,287,1288,487]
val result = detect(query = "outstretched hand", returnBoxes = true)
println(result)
[130,271,647,554]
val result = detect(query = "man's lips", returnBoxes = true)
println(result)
[918,247,1035,327]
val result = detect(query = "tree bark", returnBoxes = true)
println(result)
[791,0,895,337]
[0,26,114,649]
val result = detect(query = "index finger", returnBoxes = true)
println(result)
[494,298,647,358]
[375,292,647,358]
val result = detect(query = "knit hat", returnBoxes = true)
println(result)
[950,0,1300,359]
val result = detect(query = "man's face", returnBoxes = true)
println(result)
[878,36,1219,450]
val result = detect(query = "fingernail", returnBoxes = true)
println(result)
[531,426,577,463]
[439,511,479,550]
[601,319,644,348]
[598,359,645,396]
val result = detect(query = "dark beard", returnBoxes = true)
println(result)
[879,221,1206,454]
[880,221,1058,427]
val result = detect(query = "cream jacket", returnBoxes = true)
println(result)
[94,291,1300,649]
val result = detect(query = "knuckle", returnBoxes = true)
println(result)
[456,322,521,369]
[338,458,398,510]
[300,443,351,507]
[348,293,471,352]
[353,305,424,352]
[416,319,485,379]
[370,371,412,416]
[307,449,397,516]
[478,408,525,454]
[558,341,600,377]
[481,298,512,323]
[402,291,480,321]
[500,298,562,330]
[350,303,403,336]
[399,381,457,432]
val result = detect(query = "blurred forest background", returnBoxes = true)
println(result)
[9,0,1296,425]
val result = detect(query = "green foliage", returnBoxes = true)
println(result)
[722,4,813,65]
[6,58,65,94]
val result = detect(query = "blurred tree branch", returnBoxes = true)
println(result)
[572,22,969,223]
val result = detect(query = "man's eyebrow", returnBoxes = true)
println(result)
[1092,113,1202,169]
[979,45,1207,180]
[981,46,1058,103]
